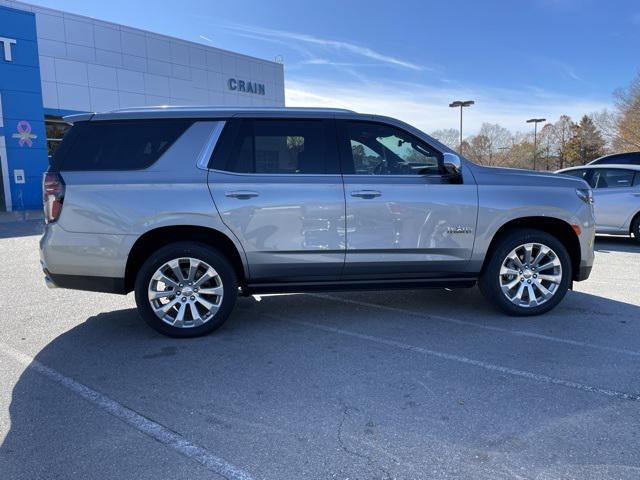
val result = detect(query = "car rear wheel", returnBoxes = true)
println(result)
[134,242,237,337]
[478,229,571,316]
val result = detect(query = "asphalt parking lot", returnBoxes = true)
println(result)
[1,219,639,480]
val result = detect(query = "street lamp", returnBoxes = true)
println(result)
[449,100,474,153]
[526,118,546,170]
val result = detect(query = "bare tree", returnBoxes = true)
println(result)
[465,134,491,164]
[551,115,574,169]
[538,123,556,170]
[429,128,459,150]
[612,72,640,151]
[477,123,512,165]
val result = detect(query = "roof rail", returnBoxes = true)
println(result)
[105,105,356,114]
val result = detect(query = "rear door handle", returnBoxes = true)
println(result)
[350,190,382,199]
[225,190,259,199]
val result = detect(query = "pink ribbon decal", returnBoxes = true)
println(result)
[12,120,38,147]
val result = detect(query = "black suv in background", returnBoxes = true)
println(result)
[589,152,640,165]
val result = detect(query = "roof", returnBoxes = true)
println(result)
[64,106,357,123]
[558,164,640,172]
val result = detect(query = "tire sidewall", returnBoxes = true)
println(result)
[134,242,237,338]
[632,216,640,243]
[479,229,572,316]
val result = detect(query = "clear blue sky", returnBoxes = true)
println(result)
[27,0,640,134]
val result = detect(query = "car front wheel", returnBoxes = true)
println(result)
[134,242,238,337]
[478,229,571,316]
[631,214,640,244]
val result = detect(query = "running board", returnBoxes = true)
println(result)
[243,277,477,295]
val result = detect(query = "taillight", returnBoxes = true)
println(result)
[43,172,65,223]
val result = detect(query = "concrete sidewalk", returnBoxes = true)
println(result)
[0,209,44,223]
[0,210,44,238]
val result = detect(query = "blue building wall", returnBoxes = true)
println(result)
[0,5,46,211]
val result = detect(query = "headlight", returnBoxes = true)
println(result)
[576,188,593,205]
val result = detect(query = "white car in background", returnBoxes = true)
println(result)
[558,164,640,243]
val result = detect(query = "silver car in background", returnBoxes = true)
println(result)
[558,164,640,243]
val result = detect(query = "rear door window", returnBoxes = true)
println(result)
[50,120,192,171]
[214,118,337,174]
[591,169,636,188]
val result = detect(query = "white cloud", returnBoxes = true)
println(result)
[210,21,425,71]
[285,78,611,135]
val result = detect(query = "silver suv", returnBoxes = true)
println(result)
[40,107,595,337]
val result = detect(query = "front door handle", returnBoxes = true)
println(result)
[350,190,382,199]
[225,190,259,199]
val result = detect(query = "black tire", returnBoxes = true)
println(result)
[631,214,640,244]
[134,242,237,338]
[478,229,572,316]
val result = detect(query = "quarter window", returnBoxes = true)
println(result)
[50,120,192,171]
[345,122,441,175]
[222,119,330,174]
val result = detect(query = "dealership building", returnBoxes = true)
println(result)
[0,0,285,211]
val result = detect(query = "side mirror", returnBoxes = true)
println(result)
[443,152,461,175]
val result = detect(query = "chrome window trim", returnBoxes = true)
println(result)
[208,169,342,178]
[196,121,226,170]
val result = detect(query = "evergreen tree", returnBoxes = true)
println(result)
[564,115,606,165]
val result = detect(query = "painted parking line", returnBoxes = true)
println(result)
[308,293,640,357]
[265,314,640,402]
[0,342,255,480]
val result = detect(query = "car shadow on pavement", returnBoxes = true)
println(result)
[2,288,640,479]
[595,235,639,253]
[0,220,43,239]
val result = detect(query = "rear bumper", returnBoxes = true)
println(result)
[40,221,133,294]
[47,271,126,294]
[40,258,126,293]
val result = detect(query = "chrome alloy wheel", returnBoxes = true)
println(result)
[148,257,224,328]
[499,243,562,308]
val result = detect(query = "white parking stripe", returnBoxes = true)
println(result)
[268,315,640,402]
[0,343,255,480]
[309,293,640,357]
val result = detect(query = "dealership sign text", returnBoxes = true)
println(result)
[0,36,17,62]
[227,78,265,95]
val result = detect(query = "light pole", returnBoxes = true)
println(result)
[526,118,546,170]
[449,100,474,154]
